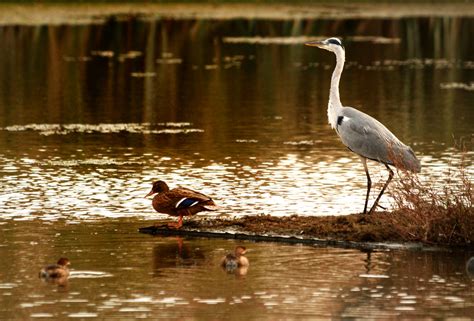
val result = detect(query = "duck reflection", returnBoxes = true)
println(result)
[221,246,249,276]
[152,237,206,276]
[466,257,474,278]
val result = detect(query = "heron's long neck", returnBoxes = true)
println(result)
[328,49,345,129]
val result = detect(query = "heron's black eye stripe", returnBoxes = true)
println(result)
[328,38,341,46]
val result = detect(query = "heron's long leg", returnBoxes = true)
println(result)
[368,164,394,214]
[361,157,371,214]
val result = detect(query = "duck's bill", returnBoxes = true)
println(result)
[304,40,324,47]
[145,190,154,198]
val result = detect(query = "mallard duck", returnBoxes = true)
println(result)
[39,258,70,280]
[221,246,249,271]
[145,180,218,229]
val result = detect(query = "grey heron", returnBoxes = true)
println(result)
[305,37,421,214]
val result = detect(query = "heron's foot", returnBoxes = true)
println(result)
[367,205,377,215]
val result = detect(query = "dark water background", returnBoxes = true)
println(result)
[0,7,473,320]
[0,15,472,218]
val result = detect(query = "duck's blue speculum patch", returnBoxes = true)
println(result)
[175,198,200,209]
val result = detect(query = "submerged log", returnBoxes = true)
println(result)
[138,224,434,251]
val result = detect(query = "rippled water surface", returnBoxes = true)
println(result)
[1,220,474,320]
[0,11,472,219]
[0,4,473,320]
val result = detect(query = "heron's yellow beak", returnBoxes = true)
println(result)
[304,40,325,48]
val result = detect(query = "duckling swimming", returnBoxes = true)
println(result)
[39,258,70,280]
[221,246,249,272]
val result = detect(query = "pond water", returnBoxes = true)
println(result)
[1,220,474,320]
[0,4,473,320]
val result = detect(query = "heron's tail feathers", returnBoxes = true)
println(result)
[389,146,421,173]
[405,148,421,173]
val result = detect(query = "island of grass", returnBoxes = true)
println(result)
[141,159,473,249]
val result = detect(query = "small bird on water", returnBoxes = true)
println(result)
[39,258,71,280]
[221,246,250,272]
[145,180,218,229]
[305,37,421,214]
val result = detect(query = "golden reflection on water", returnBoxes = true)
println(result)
[0,220,473,320]
[0,124,470,221]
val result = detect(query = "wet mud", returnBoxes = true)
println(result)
[139,213,456,251]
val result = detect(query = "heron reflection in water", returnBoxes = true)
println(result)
[305,38,421,214]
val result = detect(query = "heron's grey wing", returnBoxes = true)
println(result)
[336,120,392,164]
[336,107,407,166]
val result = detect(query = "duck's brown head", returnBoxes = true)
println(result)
[234,246,247,257]
[145,180,170,197]
[57,258,70,267]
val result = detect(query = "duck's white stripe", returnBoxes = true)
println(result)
[175,198,187,208]
[175,198,200,209]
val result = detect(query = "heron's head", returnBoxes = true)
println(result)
[305,37,344,53]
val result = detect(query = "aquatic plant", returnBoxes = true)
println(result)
[387,143,473,246]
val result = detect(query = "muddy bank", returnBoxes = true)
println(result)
[188,214,399,243]
[1,2,474,25]
[139,213,473,250]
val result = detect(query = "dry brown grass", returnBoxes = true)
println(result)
[386,145,473,246]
